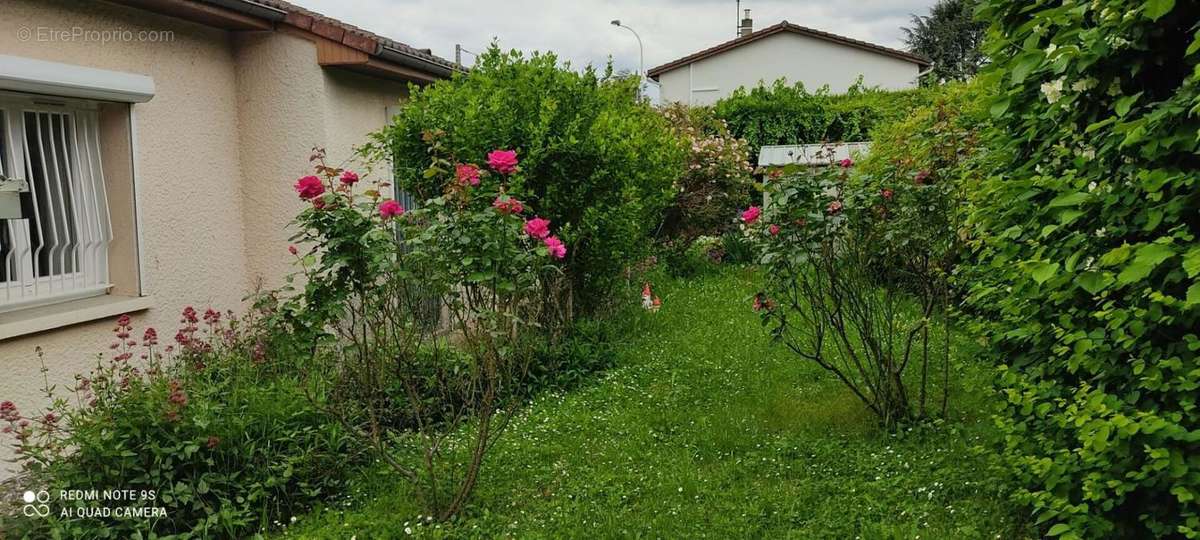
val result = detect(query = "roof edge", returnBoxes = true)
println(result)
[647,21,930,80]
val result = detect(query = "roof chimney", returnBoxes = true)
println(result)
[739,9,753,36]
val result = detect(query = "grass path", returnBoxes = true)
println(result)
[285,268,1028,539]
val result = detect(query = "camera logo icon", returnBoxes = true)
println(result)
[22,490,50,517]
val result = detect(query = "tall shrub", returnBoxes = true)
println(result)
[657,103,753,252]
[969,1,1200,537]
[369,46,683,313]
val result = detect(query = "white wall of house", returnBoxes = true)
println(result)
[658,31,923,106]
[0,0,412,477]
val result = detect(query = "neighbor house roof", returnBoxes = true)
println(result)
[106,0,461,82]
[647,21,930,80]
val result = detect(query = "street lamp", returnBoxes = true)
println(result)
[610,19,644,97]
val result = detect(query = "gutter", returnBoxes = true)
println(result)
[196,0,287,21]
[377,45,460,78]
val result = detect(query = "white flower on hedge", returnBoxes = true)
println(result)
[1041,78,1066,104]
[1045,43,1058,56]
[1072,78,1098,92]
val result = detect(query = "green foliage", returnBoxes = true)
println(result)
[967,0,1200,537]
[902,0,987,83]
[370,45,684,312]
[853,81,993,291]
[3,314,355,539]
[713,80,930,158]
[659,235,725,278]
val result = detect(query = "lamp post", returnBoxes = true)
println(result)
[610,19,644,97]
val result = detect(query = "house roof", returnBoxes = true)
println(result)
[252,0,460,75]
[647,21,930,80]
[107,0,461,81]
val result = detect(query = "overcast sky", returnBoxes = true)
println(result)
[290,0,937,75]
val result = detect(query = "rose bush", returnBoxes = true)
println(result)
[656,104,753,252]
[278,142,565,520]
[747,158,955,427]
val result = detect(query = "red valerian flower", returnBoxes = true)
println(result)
[379,200,405,219]
[181,306,199,324]
[0,401,20,422]
[827,201,844,214]
[486,150,519,174]
[881,188,895,201]
[339,170,359,185]
[456,164,482,186]
[741,206,761,224]
[914,170,931,185]
[769,224,781,236]
[294,175,325,200]
[838,158,854,168]
[143,328,158,347]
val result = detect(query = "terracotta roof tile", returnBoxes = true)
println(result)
[253,0,458,71]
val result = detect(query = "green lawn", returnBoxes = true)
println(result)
[281,268,1029,539]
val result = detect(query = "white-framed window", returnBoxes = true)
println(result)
[0,93,112,313]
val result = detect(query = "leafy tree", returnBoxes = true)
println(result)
[903,0,987,83]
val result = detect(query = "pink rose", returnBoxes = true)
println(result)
[769,224,780,236]
[294,175,325,200]
[493,196,524,214]
[827,201,844,214]
[838,158,853,168]
[288,245,298,256]
[524,217,551,239]
[914,170,930,185]
[544,236,567,259]
[379,200,405,219]
[456,164,481,186]
[487,150,519,174]
[881,188,894,201]
[741,206,761,224]
[339,170,359,185]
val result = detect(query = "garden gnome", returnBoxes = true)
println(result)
[642,283,653,310]
[651,296,662,313]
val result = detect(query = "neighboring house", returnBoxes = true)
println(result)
[648,15,931,106]
[0,0,455,472]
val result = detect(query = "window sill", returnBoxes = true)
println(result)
[0,295,153,341]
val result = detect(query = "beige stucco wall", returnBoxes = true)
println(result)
[658,31,923,105]
[0,0,408,476]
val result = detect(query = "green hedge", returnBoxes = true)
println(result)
[967,0,1200,538]
[372,46,683,312]
[712,79,931,157]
